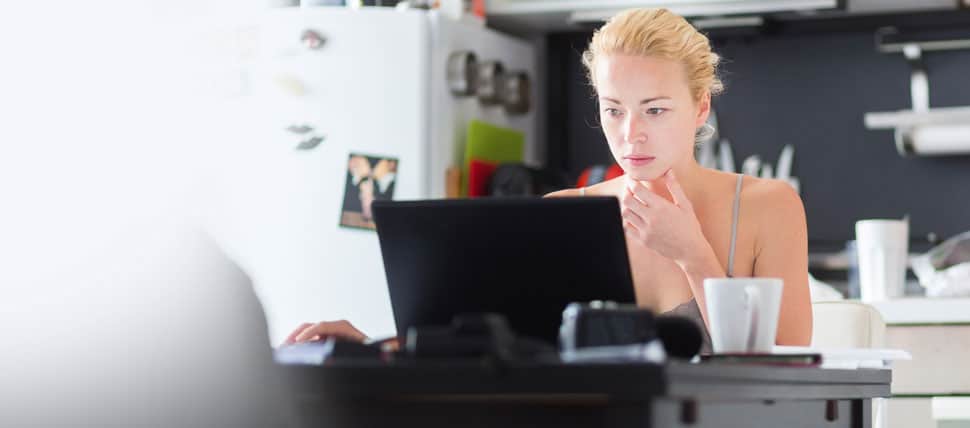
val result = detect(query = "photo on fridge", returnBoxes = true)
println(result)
[340,153,398,230]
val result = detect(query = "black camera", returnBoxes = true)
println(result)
[559,301,657,351]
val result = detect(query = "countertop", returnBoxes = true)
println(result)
[869,297,970,325]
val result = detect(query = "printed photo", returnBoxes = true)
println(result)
[339,153,398,230]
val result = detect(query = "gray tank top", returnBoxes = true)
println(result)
[663,173,744,354]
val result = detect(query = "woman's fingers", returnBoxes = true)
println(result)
[281,322,314,347]
[621,187,652,215]
[333,320,368,342]
[626,179,666,208]
[292,321,328,343]
[292,323,321,344]
[623,221,640,240]
[292,320,368,344]
[621,200,648,230]
[663,170,693,210]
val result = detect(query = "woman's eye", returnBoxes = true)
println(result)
[646,107,667,116]
[604,108,623,117]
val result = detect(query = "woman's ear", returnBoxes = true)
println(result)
[694,92,711,128]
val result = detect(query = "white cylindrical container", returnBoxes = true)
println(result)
[855,219,909,302]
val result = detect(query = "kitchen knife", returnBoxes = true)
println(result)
[760,164,774,178]
[718,139,736,173]
[776,144,794,181]
[741,155,761,176]
[697,140,717,169]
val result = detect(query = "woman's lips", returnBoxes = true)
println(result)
[624,155,655,167]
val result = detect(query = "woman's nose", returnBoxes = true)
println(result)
[623,115,647,144]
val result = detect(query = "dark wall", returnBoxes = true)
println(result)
[545,27,970,250]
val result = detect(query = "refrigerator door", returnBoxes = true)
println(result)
[211,8,430,343]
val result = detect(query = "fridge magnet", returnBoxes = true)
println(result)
[285,123,326,150]
[339,153,398,230]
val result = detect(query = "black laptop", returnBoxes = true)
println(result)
[371,197,636,345]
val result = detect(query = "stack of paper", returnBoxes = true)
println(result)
[773,346,912,369]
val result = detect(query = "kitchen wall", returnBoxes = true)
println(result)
[545,26,970,250]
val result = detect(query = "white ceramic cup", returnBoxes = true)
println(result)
[704,278,783,354]
[855,219,908,302]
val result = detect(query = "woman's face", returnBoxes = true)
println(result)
[594,54,709,181]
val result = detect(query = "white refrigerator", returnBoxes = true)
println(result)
[209,7,540,344]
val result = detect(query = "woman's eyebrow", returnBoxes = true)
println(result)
[639,96,671,104]
[599,96,671,104]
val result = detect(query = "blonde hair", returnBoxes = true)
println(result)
[582,8,723,101]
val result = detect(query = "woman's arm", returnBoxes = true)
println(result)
[750,181,813,345]
[621,171,725,329]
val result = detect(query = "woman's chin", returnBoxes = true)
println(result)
[623,166,665,182]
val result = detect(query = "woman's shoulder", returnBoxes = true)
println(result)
[544,176,624,198]
[544,188,582,198]
[702,168,799,206]
[739,175,803,214]
[734,174,806,236]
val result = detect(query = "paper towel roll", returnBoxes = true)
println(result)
[896,124,970,156]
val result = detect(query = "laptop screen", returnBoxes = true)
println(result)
[372,197,636,345]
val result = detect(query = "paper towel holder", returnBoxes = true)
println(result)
[863,27,970,157]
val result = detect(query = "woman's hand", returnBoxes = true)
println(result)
[279,320,368,347]
[619,170,709,268]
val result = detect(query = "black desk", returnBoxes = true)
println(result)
[281,360,891,428]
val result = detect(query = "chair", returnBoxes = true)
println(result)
[811,300,888,428]
[811,300,886,348]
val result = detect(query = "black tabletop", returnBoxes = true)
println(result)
[280,359,891,402]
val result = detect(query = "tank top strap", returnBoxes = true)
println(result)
[727,173,744,278]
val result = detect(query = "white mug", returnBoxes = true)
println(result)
[855,219,908,302]
[704,278,783,354]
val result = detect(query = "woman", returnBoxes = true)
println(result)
[285,8,812,349]
[544,7,811,348]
